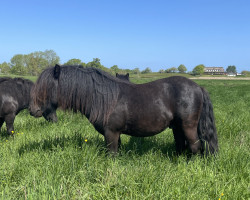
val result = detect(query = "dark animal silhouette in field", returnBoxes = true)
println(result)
[0,77,57,135]
[116,73,130,82]
[29,64,218,156]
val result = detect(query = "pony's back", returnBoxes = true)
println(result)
[0,77,12,84]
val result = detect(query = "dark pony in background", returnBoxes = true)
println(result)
[30,64,218,156]
[0,77,57,135]
[116,73,130,82]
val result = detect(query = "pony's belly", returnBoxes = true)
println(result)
[124,130,161,137]
[122,109,172,137]
[123,122,169,137]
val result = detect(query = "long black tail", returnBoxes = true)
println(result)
[198,88,218,155]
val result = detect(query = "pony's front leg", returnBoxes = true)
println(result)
[5,113,15,135]
[104,129,120,154]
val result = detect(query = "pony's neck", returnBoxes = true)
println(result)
[58,67,120,126]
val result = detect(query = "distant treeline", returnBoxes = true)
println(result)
[0,50,141,76]
[0,50,249,76]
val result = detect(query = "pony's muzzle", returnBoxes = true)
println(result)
[30,109,43,118]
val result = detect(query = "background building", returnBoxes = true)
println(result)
[204,67,225,75]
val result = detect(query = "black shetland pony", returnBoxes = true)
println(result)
[0,77,57,135]
[29,64,218,156]
[116,73,130,82]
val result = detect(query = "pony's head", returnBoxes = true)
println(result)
[29,64,61,122]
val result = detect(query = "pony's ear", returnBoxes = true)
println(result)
[54,64,61,79]
[126,73,129,77]
[116,73,118,77]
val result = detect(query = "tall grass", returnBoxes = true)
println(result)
[0,79,249,199]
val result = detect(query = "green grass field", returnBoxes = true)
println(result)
[0,77,249,199]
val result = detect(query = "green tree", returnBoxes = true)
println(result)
[123,69,132,74]
[110,65,119,73]
[241,71,250,76]
[178,64,187,73]
[193,64,205,75]
[86,58,108,71]
[10,54,27,75]
[64,58,82,66]
[165,68,171,73]
[141,67,152,74]
[132,68,140,74]
[0,62,11,74]
[226,65,237,73]
[165,67,178,73]
[25,52,48,75]
[43,49,60,67]
[7,50,60,75]
[27,50,60,72]
[93,58,100,64]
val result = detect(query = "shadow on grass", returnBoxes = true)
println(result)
[121,136,177,159]
[0,128,13,139]
[18,132,104,156]
[18,132,186,160]
[0,130,9,138]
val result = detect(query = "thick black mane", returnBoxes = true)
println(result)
[58,66,121,125]
[33,65,121,125]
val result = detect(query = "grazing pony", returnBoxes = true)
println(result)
[0,77,57,135]
[29,64,218,155]
[116,73,130,82]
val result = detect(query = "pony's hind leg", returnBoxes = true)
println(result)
[104,129,120,154]
[172,126,187,154]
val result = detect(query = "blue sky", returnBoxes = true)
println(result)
[1,0,250,72]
